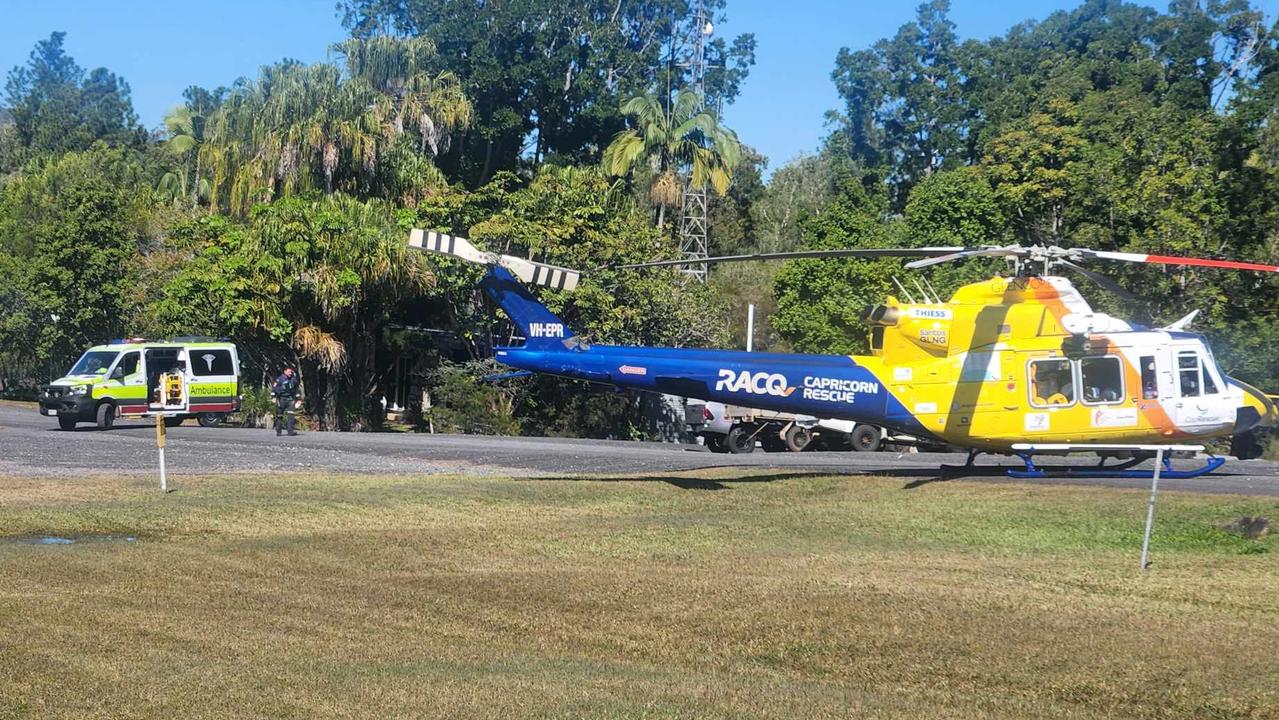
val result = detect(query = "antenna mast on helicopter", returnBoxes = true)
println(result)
[678,0,712,282]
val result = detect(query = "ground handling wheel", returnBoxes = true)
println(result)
[850,424,881,452]
[725,425,756,454]
[784,424,813,452]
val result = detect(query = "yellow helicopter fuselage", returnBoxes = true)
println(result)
[854,275,1274,451]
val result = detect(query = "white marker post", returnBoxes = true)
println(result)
[746,303,756,353]
[156,413,168,493]
[1139,447,1165,571]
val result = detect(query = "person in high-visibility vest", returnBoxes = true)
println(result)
[270,366,301,436]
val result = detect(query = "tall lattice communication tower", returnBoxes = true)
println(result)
[678,0,712,282]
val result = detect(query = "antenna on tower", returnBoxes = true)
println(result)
[678,0,712,282]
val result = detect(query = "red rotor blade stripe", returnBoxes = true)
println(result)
[1091,250,1279,273]
[1142,254,1279,273]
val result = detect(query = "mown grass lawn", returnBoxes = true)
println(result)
[1,469,1277,719]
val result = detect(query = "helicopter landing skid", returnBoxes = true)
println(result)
[1006,443,1223,479]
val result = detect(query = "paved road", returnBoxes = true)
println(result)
[3,404,1279,495]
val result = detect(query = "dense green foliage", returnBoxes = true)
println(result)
[775,0,1279,388]
[2,33,143,167]
[0,147,150,370]
[338,0,755,185]
[3,0,1279,434]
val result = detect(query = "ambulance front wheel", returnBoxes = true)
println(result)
[95,402,115,431]
[58,415,77,431]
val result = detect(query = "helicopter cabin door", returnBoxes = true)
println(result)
[1165,341,1233,436]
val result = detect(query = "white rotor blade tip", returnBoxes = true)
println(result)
[499,255,581,291]
[407,229,493,265]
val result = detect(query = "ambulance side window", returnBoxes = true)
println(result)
[1139,355,1157,399]
[120,352,140,377]
[1029,358,1074,407]
[190,349,234,377]
[1080,356,1124,405]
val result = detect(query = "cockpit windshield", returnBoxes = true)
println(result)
[67,351,119,377]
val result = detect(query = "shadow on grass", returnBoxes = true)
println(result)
[530,471,832,490]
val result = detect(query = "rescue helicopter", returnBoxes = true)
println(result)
[407,229,1278,478]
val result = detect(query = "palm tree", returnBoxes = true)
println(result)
[333,36,472,157]
[201,41,472,215]
[157,105,209,208]
[202,63,384,212]
[602,87,742,230]
[248,195,436,429]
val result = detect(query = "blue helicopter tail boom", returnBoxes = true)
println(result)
[478,265,935,439]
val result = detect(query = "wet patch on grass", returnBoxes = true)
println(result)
[5,534,137,546]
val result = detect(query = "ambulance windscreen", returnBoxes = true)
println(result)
[68,351,119,377]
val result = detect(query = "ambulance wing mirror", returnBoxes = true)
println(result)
[110,366,124,380]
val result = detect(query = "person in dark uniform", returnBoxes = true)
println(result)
[271,366,301,436]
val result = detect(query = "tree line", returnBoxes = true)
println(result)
[2,0,1279,437]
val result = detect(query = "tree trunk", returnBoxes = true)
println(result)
[479,139,495,186]
[321,369,338,431]
[657,202,666,231]
[191,152,201,210]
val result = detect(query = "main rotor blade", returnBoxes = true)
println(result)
[1057,259,1138,303]
[904,246,1025,269]
[497,255,581,291]
[618,247,967,270]
[409,228,493,264]
[408,228,581,291]
[1079,249,1279,273]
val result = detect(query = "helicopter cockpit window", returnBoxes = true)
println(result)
[1202,362,1219,394]
[1080,356,1124,404]
[1030,358,1075,407]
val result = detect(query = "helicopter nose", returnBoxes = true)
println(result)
[1230,378,1277,434]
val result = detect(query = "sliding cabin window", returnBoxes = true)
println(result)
[1178,352,1200,397]
[1080,356,1124,405]
[1177,350,1219,397]
[1029,358,1075,407]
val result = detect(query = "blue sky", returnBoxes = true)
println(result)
[2,0,1276,173]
